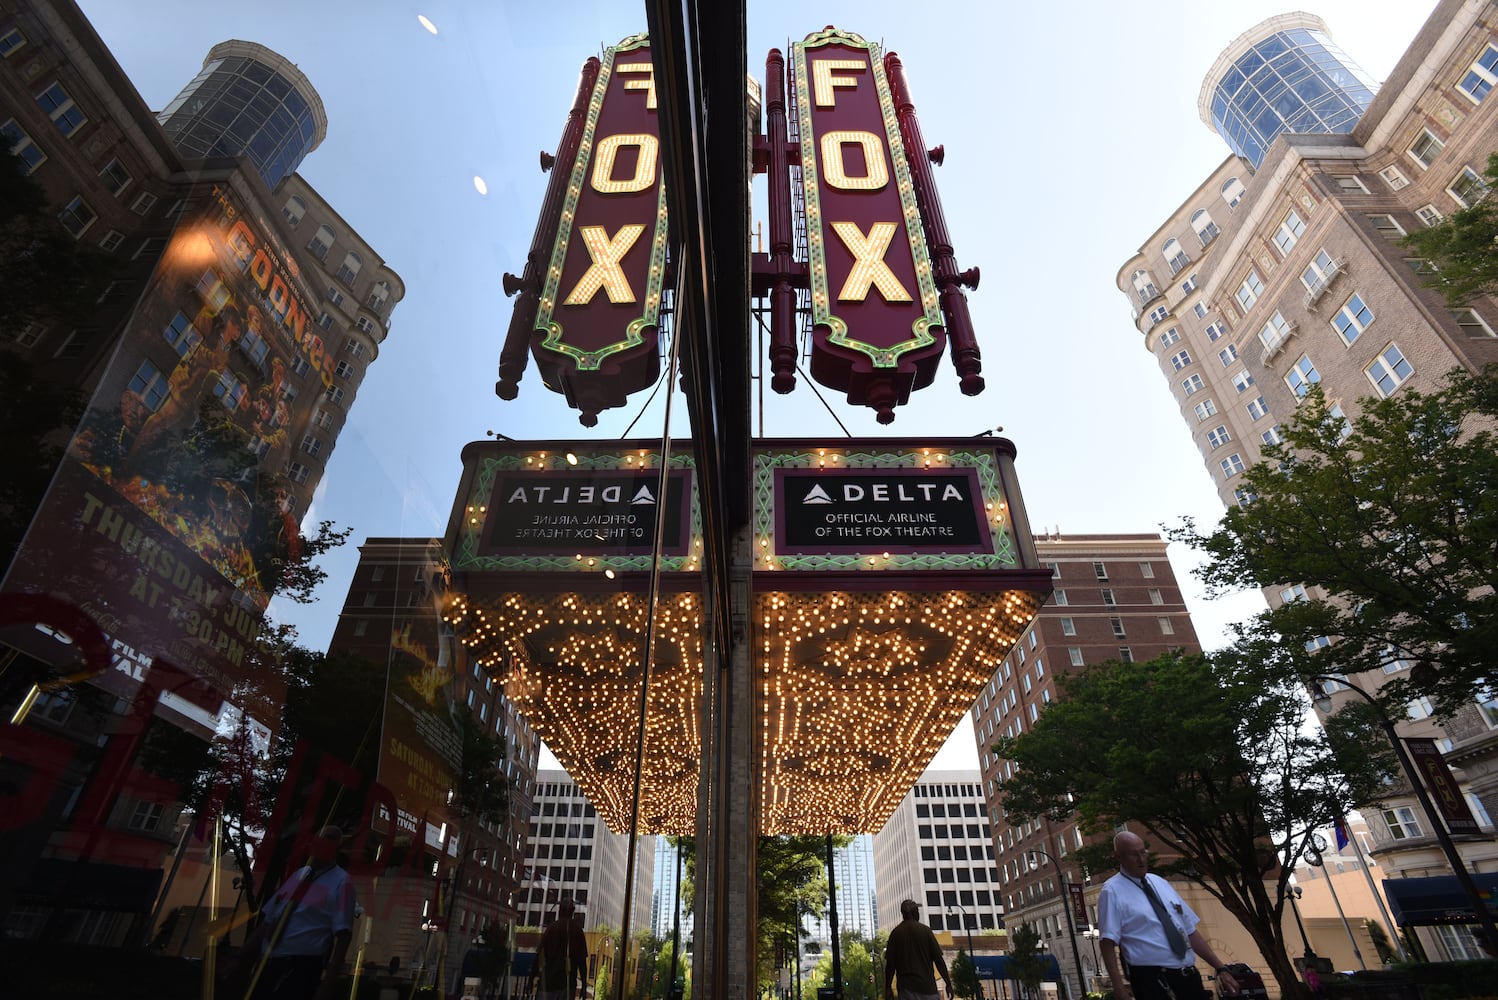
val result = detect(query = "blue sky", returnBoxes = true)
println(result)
[77,0,1437,769]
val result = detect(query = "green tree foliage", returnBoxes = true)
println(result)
[1169,373,1498,716]
[808,934,878,1000]
[994,649,1393,1000]
[1400,152,1498,305]
[951,950,980,1000]
[1006,924,1046,1000]
[0,352,84,572]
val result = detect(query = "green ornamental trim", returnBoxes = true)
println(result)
[792,27,942,368]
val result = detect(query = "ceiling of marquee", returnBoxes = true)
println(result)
[445,580,1047,836]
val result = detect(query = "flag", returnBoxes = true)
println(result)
[1333,814,1350,851]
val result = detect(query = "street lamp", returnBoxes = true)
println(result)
[1310,675,1498,955]
[1026,849,1087,1000]
[1285,885,1317,965]
[1081,929,1101,992]
[948,904,981,1000]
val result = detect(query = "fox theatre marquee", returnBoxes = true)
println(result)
[442,437,1051,835]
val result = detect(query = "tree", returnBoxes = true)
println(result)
[1400,152,1498,305]
[994,648,1393,1000]
[1006,924,1046,1000]
[1169,373,1498,716]
[808,934,877,1000]
[951,950,980,1000]
[0,353,85,573]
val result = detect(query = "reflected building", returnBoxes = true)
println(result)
[1117,0,1498,963]
[804,834,878,944]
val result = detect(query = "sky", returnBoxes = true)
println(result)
[76,0,1438,772]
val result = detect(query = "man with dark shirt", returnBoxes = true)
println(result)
[884,899,953,1000]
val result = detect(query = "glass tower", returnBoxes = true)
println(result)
[157,40,327,190]
[1199,13,1377,170]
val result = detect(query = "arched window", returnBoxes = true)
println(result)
[1191,209,1220,247]
[1131,269,1160,306]
[1221,177,1246,209]
[309,224,334,261]
[281,195,306,228]
[1162,238,1188,275]
[337,250,362,286]
[366,279,389,312]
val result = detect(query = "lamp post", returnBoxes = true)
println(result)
[949,903,981,1000]
[1286,885,1317,965]
[1310,675,1498,954]
[1081,928,1102,992]
[1026,850,1087,1000]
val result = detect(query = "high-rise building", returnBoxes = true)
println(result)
[524,770,655,936]
[1117,0,1498,962]
[972,534,1207,997]
[651,837,694,942]
[803,833,878,943]
[871,769,1003,939]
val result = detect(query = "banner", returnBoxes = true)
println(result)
[1405,738,1481,835]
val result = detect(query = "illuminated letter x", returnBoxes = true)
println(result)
[564,224,645,305]
[831,221,912,302]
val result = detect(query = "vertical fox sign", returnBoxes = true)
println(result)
[791,28,947,424]
[501,34,666,426]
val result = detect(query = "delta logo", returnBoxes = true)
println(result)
[798,480,967,504]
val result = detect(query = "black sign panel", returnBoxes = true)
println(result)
[774,468,991,553]
[481,469,692,556]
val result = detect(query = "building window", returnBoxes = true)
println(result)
[1383,806,1423,840]
[1204,321,1227,342]
[1147,305,1169,327]
[1458,43,1498,103]
[282,195,306,227]
[1333,175,1367,194]
[98,229,124,252]
[1093,561,1108,581]
[335,359,355,379]
[1449,166,1489,208]
[1194,303,1209,319]
[1206,425,1231,449]
[1280,584,1307,603]
[1368,214,1405,238]
[327,285,346,307]
[213,371,246,410]
[1245,395,1270,420]
[1221,177,1246,209]
[1366,343,1414,397]
[344,337,367,358]
[309,224,335,261]
[1231,369,1255,394]
[301,434,323,457]
[1052,590,1067,606]
[1068,647,1084,666]
[1453,308,1496,337]
[1286,355,1321,398]
[1234,487,1258,507]
[1118,647,1134,663]
[1139,562,1154,578]
[1262,425,1283,446]
[325,385,345,405]
[1332,293,1374,345]
[1260,311,1293,357]
[128,360,168,411]
[1193,398,1217,422]
[1181,373,1205,396]
[1301,249,1339,303]
[1110,617,1126,638]
[355,315,376,334]
[1181,273,1198,293]
[1169,349,1192,371]
[291,355,311,377]
[134,236,167,261]
[36,82,86,136]
[1132,269,1160,306]
[1218,344,1238,366]
[97,158,133,196]
[1157,327,1181,349]
[1273,210,1306,253]
[288,462,311,484]
[1101,589,1116,606]
[1163,238,1189,275]
[1408,129,1445,169]
[57,196,96,238]
[1220,453,1246,478]
[1060,617,1076,636]
[163,312,201,357]
[1415,204,1444,227]
[1,118,45,174]
[1236,270,1264,311]
[1379,165,1408,190]
[13,322,45,348]
[127,801,165,832]
[337,250,363,286]
[1159,617,1175,635]
[0,27,26,57]
[1192,209,1219,246]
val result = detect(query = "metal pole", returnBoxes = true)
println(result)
[1312,676,1498,954]
[1346,824,1408,962]
[1312,858,1365,970]
[1027,850,1085,1000]
[669,843,683,1000]
[1286,886,1316,961]
[826,835,843,1000]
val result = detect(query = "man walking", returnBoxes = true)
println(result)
[1098,831,1240,1000]
[884,899,953,1000]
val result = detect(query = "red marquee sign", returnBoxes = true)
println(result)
[791,27,946,424]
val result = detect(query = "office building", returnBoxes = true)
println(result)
[871,769,1003,939]
[651,837,694,943]
[524,770,655,936]
[804,833,878,944]
[1117,0,1498,961]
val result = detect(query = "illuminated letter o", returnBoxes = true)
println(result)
[820,130,888,191]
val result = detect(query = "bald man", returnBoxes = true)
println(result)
[1097,831,1239,1000]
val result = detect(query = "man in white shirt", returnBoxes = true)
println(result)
[252,824,357,1000]
[1098,831,1239,1000]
